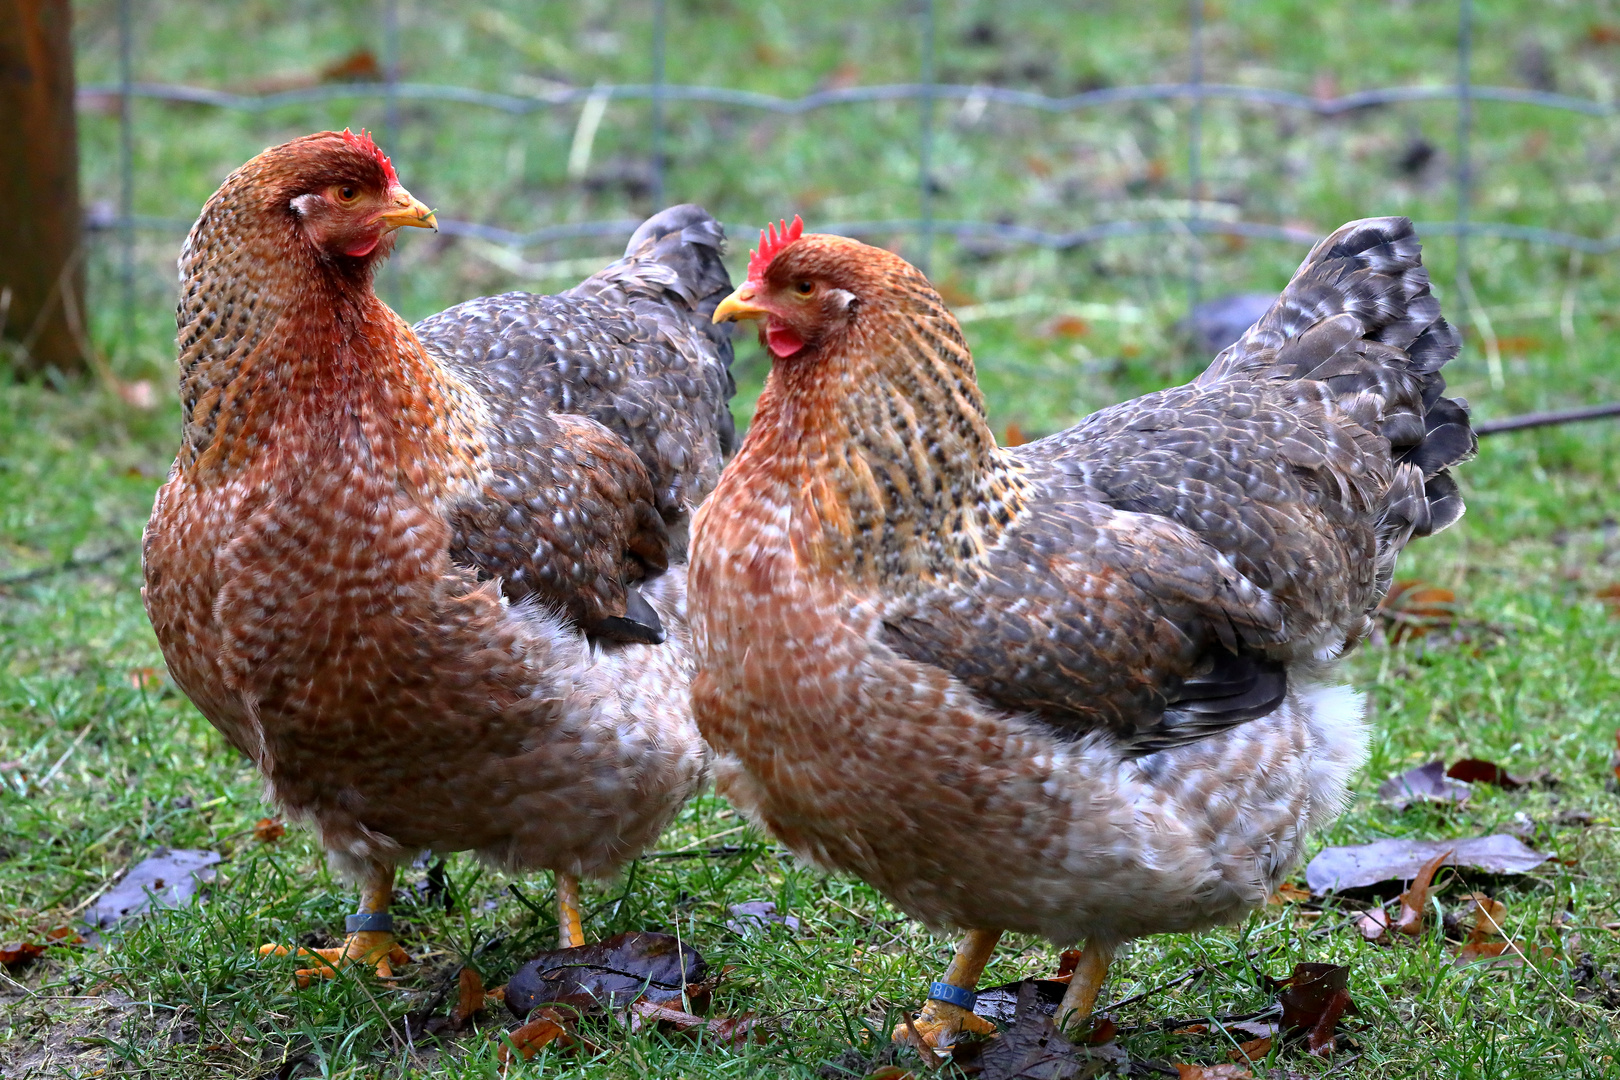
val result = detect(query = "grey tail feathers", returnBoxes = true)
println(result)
[1196,216,1476,555]
[571,204,738,453]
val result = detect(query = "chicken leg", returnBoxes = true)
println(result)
[892,928,1001,1056]
[259,862,409,987]
[555,871,586,949]
[1054,939,1113,1035]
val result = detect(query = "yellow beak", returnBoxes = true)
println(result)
[374,186,438,232]
[712,284,769,324]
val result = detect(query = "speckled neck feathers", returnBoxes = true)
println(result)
[173,150,485,505]
[741,265,1028,586]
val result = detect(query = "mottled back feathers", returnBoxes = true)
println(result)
[754,218,1474,753]
[416,205,737,638]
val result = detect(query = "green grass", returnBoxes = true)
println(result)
[5,1,1620,1076]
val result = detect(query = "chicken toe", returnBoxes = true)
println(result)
[259,864,407,987]
[892,928,1001,1057]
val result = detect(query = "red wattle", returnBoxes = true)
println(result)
[344,234,381,257]
[765,322,804,358]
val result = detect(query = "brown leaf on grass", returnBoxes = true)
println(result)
[1595,583,1620,616]
[1305,834,1547,894]
[1446,758,1556,791]
[1172,1024,1209,1035]
[127,667,163,690]
[627,999,763,1047]
[496,1007,575,1065]
[451,967,486,1028]
[0,941,45,967]
[505,931,705,1016]
[1054,948,1084,978]
[44,925,82,945]
[1174,1065,1252,1079]
[1228,1036,1272,1062]
[253,817,286,844]
[863,1069,918,1080]
[954,980,1130,1078]
[1445,758,1516,788]
[1451,892,1552,969]
[1378,580,1457,642]
[1268,882,1312,905]
[1377,761,1471,811]
[1353,908,1391,943]
[1042,315,1091,339]
[1394,849,1452,936]
[1276,963,1356,1056]
[321,48,383,82]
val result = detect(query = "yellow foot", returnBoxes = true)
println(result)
[259,930,410,988]
[892,998,998,1060]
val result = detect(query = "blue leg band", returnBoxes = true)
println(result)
[927,981,977,1011]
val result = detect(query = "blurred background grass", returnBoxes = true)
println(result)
[67,0,1620,434]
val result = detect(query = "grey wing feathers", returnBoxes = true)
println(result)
[413,205,735,640]
[890,218,1472,753]
[415,204,737,533]
[879,488,1288,753]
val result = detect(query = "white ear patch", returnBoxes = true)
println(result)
[290,193,323,217]
[828,288,857,310]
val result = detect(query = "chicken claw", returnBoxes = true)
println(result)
[891,928,1002,1059]
[258,931,410,987]
[258,864,407,987]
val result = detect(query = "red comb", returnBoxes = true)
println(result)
[341,127,400,187]
[747,215,804,280]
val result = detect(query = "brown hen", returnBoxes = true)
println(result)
[692,217,1472,1055]
[142,131,732,982]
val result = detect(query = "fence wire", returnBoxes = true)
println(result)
[81,0,1620,434]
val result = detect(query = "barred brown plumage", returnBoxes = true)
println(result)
[142,132,729,983]
[693,216,1472,1055]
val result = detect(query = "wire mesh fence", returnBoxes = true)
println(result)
[72,0,1620,433]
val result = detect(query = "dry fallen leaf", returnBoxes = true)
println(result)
[0,941,45,967]
[627,999,762,1047]
[1269,882,1312,905]
[452,967,486,1028]
[1276,963,1356,1056]
[1042,314,1091,339]
[1379,579,1457,642]
[1228,1036,1272,1062]
[253,817,286,844]
[496,1007,574,1065]
[128,667,163,691]
[1174,1065,1253,1079]
[1377,760,1471,810]
[505,931,705,1016]
[1395,848,1452,936]
[1446,758,1554,791]
[1305,834,1547,894]
[1451,892,1552,969]
[1354,908,1391,943]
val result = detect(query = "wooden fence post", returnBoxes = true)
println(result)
[0,0,86,377]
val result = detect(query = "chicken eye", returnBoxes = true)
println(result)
[795,281,814,295]
[336,186,359,203]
